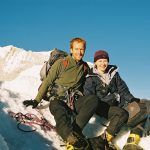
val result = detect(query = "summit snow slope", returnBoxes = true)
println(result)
[0,46,149,150]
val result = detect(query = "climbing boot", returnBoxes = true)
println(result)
[88,131,120,150]
[123,134,144,150]
[105,131,120,150]
[66,131,89,150]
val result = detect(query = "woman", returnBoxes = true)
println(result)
[84,50,145,150]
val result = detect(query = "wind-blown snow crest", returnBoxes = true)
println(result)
[0,46,50,81]
[0,46,150,150]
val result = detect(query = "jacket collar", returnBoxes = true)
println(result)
[87,65,118,85]
[68,54,84,65]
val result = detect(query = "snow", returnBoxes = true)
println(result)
[0,46,150,150]
[0,46,12,58]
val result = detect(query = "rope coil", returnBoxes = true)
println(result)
[8,110,56,132]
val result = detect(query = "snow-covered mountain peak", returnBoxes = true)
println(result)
[0,45,13,58]
[0,46,50,81]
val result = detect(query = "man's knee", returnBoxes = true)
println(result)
[84,95,98,108]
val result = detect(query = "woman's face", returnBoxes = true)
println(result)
[95,59,109,73]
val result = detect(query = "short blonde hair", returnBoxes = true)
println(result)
[70,37,86,49]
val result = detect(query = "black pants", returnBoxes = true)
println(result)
[49,95,98,141]
[96,101,129,136]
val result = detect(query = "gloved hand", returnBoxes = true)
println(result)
[23,99,39,108]
[130,97,140,103]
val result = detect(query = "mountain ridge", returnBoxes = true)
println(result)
[0,46,50,81]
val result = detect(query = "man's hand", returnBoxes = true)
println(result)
[23,99,39,108]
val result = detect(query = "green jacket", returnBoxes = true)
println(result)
[35,55,88,103]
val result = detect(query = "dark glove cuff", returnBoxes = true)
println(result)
[33,100,39,104]
[32,100,39,108]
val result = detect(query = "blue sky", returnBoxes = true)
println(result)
[0,0,150,98]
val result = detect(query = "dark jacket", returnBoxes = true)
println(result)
[83,65,134,107]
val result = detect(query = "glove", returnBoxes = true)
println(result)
[130,97,140,103]
[23,99,39,108]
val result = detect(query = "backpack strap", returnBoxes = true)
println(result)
[83,62,90,74]
[62,59,89,72]
[84,64,87,72]
[62,59,69,69]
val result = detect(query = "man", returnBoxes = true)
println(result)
[84,50,147,150]
[23,38,98,150]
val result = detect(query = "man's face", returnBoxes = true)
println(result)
[95,59,108,73]
[70,41,85,62]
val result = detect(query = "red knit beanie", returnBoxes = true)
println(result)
[94,50,109,62]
